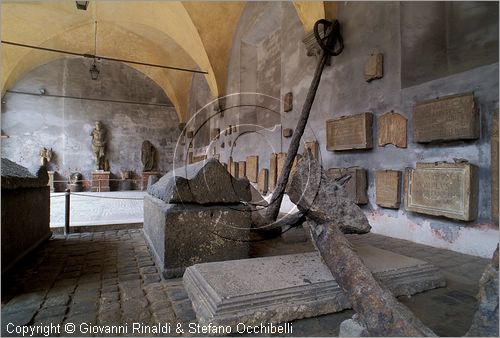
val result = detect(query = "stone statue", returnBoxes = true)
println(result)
[39,147,53,166]
[91,121,106,170]
[141,140,156,172]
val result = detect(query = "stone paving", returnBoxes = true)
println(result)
[1,227,491,337]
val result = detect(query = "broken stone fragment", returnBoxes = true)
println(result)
[148,158,251,204]
[339,315,369,337]
[287,155,371,234]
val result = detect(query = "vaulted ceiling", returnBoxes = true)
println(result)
[1,1,331,121]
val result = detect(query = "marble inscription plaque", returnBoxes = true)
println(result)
[326,112,373,151]
[378,112,407,148]
[326,167,368,204]
[258,169,269,195]
[404,162,478,221]
[376,170,401,209]
[413,93,479,143]
[246,156,259,183]
[277,153,287,180]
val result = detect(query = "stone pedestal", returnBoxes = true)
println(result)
[47,171,55,192]
[91,171,110,192]
[143,195,251,278]
[141,171,159,191]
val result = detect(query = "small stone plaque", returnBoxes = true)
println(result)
[375,170,401,209]
[230,161,239,178]
[326,167,368,204]
[404,162,478,221]
[492,113,499,222]
[413,92,479,143]
[192,154,206,164]
[378,111,407,148]
[258,169,269,195]
[283,128,293,138]
[269,153,277,191]
[284,92,293,112]
[211,128,220,140]
[277,152,287,180]
[364,52,384,82]
[238,161,246,178]
[186,130,194,139]
[326,112,373,151]
[246,156,259,183]
[304,141,319,159]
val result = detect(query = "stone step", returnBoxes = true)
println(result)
[183,245,446,328]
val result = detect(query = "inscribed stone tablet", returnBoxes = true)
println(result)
[258,169,269,195]
[326,167,368,204]
[284,92,293,112]
[269,153,277,191]
[492,114,499,222]
[413,93,479,143]
[376,170,401,209]
[304,141,319,159]
[238,161,246,178]
[326,113,373,151]
[246,156,259,183]
[378,112,407,148]
[404,162,478,221]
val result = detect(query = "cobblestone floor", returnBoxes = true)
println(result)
[1,228,491,337]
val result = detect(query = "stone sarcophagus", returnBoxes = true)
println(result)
[404,162,478,221]
[412,92,480,143]
[326,112,373,151]
[326,167,368,205]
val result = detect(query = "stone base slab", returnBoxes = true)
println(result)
[183,245,446,328]
[144,195,251,278]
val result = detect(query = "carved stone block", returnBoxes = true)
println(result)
[246,156,259,183]
[304,141,319,159]
[192,155,206,164]
[284,92,293,112]
[238,161,246,178]
[492,113,499,222]
[326,167,368,205]
[186,130,194,139]
[326,113,373,151]
[283,128,293,138]
[364,52,383,82]
[269,153,277,191]
[375,170,401,209]
[378,111,407,148]
[258,169,269,195]
[413,93,480,143]
[404,162,478,221]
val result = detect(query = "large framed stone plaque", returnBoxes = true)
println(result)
[378,111,407,148]
[238,161,246,178]
[376,170,401,209]
[246,155,259,183]
[413,93,479,143]
[404,162,478,221]
[277,152,287,179]
[326,167,368,205]
[326,112,373,151]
